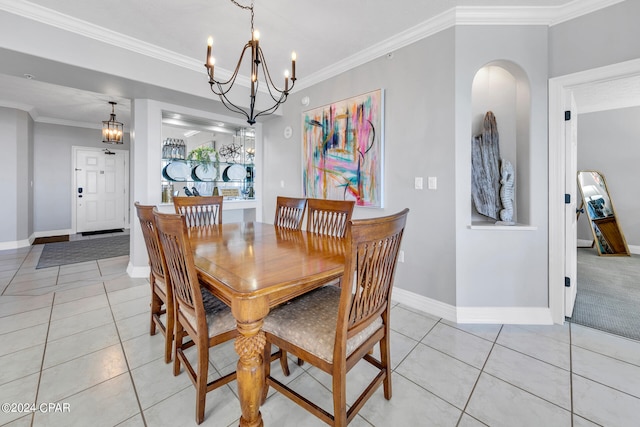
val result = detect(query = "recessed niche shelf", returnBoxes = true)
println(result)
[469,221,537,231]
[471,61,531,227]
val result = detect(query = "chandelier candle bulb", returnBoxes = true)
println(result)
[208,57,215,79]
[284,70,289,92]
[291,51,296,80]
[253,30,260,63]
[206,37,212,64]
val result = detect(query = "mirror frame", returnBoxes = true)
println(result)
[577,170,630,256]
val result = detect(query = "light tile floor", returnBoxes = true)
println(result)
[1,237,640,426]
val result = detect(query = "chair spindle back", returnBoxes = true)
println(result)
[173,195,223,227]
[274,196,307,229]
[153,210,204,320]
[306,198,355,237]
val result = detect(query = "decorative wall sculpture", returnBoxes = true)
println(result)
[302,89,383,207]
[471,111,502,220]
[498,158,515,224]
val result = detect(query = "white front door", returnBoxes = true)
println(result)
[564,96,578,317]
[75,147,127,233]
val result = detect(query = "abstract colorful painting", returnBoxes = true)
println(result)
[302,89,383,207]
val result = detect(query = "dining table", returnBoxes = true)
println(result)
[189,222,346,427]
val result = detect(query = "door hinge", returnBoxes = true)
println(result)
[564,110,571,121]
[565,277,571,287]
[565,194,571,204]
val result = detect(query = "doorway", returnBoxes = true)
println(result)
[548,58,640,324]
[72,146,129,234]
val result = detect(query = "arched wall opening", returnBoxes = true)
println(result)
[471,61,532,226]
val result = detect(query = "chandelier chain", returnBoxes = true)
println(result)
[230,0,254,33]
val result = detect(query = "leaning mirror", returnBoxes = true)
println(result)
[577,170,630,256]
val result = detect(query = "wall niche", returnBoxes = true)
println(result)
[471,61,531,227]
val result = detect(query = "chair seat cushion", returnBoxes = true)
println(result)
[183,288,236,337]
[263,285,382,364]
[154,275,167,294]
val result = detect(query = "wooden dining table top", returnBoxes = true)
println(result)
[189,221,346,307]
[188,221,347,426]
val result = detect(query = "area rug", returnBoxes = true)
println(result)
[36,235,130,269]
[568,248,640,341]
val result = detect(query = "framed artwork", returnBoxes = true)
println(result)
[302,89,383,207]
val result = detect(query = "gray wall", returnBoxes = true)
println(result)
[0,107,32,244]
[549,0,640,78]
[262,24,551,309]
[454,25,550,308]
[33,122,130,232]
[262,28,458,305]
[577,106,640,245]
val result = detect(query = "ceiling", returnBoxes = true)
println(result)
[0,0,637,129]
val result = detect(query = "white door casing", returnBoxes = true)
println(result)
[549,58,640,324]
[564,96,578,317]
[73,147,128,233]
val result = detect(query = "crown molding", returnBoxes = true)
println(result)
[293,0,625,90]
[0,100,37,116]
[0,0,624,93]
[548,0,625,26]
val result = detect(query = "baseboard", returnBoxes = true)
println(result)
[628,244,640,255]
[392,286,554,325]
[456,306,553,324]
[127,262,150,279]
[392,287,457,322]
[0,238,32,250]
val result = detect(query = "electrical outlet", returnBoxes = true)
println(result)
[280,180,285,188]
[398,250,405,263]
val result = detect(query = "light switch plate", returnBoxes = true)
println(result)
[414,177,423,190]
[428,176,437,189]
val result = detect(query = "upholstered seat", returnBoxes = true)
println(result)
[264,286,382,364]
[182,288,237,338]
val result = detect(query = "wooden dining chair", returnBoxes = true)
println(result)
[153,209,238,425]
[134,202,174,363]
[306,198,355,237]
[263,208,409,426]
[278,198,356,369]
[173,195,223,227]
[274,196,307,229]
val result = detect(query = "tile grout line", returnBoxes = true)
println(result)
[103,281,149,427]
[455,324,503,426]
[0,246,37,296]
[29,290,56,427]
[569,322,574,427]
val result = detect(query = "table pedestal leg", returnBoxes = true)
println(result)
[235,322,266,427]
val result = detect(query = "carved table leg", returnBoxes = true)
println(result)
[235,320,266,427]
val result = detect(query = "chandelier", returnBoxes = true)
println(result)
[102,101,124,144]
[204,0,296,125]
